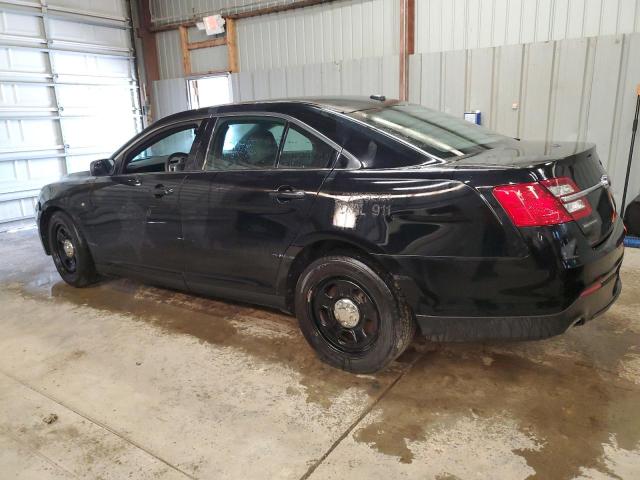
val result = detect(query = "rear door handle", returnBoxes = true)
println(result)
[153,184,174,198]
[127,177,142,186]
[272,187,305,201]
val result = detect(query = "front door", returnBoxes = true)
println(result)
[182,116,338,300]
[88,119,207,288]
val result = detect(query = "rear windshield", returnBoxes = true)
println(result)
[350,104,511,159]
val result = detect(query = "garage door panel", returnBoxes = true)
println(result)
[56,84,134,112]
[0,83,55,108]
[61,116,137,151]
[66,153,109,174]
[0,119,60,150]
[0,196,36,222]
[52,51,132,80]
[0,48,49,74]
[0,157,65,185]
[48,19,130,51]
[0,2,141,229]
[49,0,128,20]
[24,157,66,181]
[0,11,43,38]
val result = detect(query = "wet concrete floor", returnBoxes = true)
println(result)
[0,228,639,479]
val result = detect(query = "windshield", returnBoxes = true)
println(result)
[350,104,511,159]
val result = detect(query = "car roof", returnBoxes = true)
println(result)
[160,96,400,124]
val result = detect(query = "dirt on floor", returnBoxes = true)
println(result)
[0,228,639,479]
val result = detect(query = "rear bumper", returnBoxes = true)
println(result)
[377,217,625,341]
[415,270,621,342]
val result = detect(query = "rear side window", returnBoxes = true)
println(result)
[351,104,511,159]
[205,117,285,171]
[278,124,336,169]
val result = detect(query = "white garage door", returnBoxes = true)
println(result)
[0,0,142,230]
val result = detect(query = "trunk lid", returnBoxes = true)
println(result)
[456,141,616,245]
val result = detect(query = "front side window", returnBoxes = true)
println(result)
[278,124,336,169]
[124,124,199,174]
[206,117,285,171]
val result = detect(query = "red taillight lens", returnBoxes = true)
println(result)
[493,183,572,227]
[493,176,593,227]
[540,177,592,220]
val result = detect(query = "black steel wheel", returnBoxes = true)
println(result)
[53,223,78,274]
[47,211,99,287]
[295,254,415,373]
[310,278,380,355]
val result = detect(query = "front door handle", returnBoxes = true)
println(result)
[272,186,305,202]
[153,184,174,198]
[127,177,142,186]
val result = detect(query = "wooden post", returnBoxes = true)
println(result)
[399,0,414,101]
[179,25,191,76]
[226,17,238,73]
[136,0,160,122]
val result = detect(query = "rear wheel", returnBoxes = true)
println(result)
[295,254,415,373]
[48,211,99,287]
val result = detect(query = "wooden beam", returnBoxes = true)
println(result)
[399,0,414,101]
[226,17,238,73]
[399,0,407,101]
[136,0,160,122]
[150,20,196,33]
[178,25,191,76]
[407,0,415,55]
[187,37,227,50]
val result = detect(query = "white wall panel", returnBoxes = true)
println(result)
[156,29,183,79]
[410,32,640,209]
[237,0,399,73]
[415,0,640,53]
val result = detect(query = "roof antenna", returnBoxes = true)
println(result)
[370,94,386,101]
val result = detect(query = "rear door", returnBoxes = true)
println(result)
[88,118,207,288]
[182,115,338,298]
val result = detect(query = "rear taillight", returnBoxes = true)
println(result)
[540,177,592,220]
[493,176,592,227]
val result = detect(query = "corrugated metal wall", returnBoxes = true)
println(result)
[154,0,397,79]
[153,0,399,117]
[0,0,142,230]
[410,0,640,208]
[149,0,639,208]
[415,0,640,53]
[231,0,400,102]
[150,0,328,25]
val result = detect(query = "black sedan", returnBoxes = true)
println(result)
[36,97,624,373]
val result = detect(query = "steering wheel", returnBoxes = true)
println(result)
[165,152,188,172]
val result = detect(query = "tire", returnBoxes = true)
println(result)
[47,211,99,287]
[294,254,416,374]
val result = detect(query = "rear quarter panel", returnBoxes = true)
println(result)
[296,168,519,258]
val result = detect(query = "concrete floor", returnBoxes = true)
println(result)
[0,229,639,480]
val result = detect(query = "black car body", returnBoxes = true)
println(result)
[36,97,624,372]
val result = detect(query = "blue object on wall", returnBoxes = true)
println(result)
[464,111,482,125]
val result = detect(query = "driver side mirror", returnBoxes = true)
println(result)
[90,159,113,177]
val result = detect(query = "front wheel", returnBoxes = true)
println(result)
[47,211,99,287]
[295,255,415,373]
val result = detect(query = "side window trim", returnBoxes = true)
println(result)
[274,122,291,169]
[115,116,208,175]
